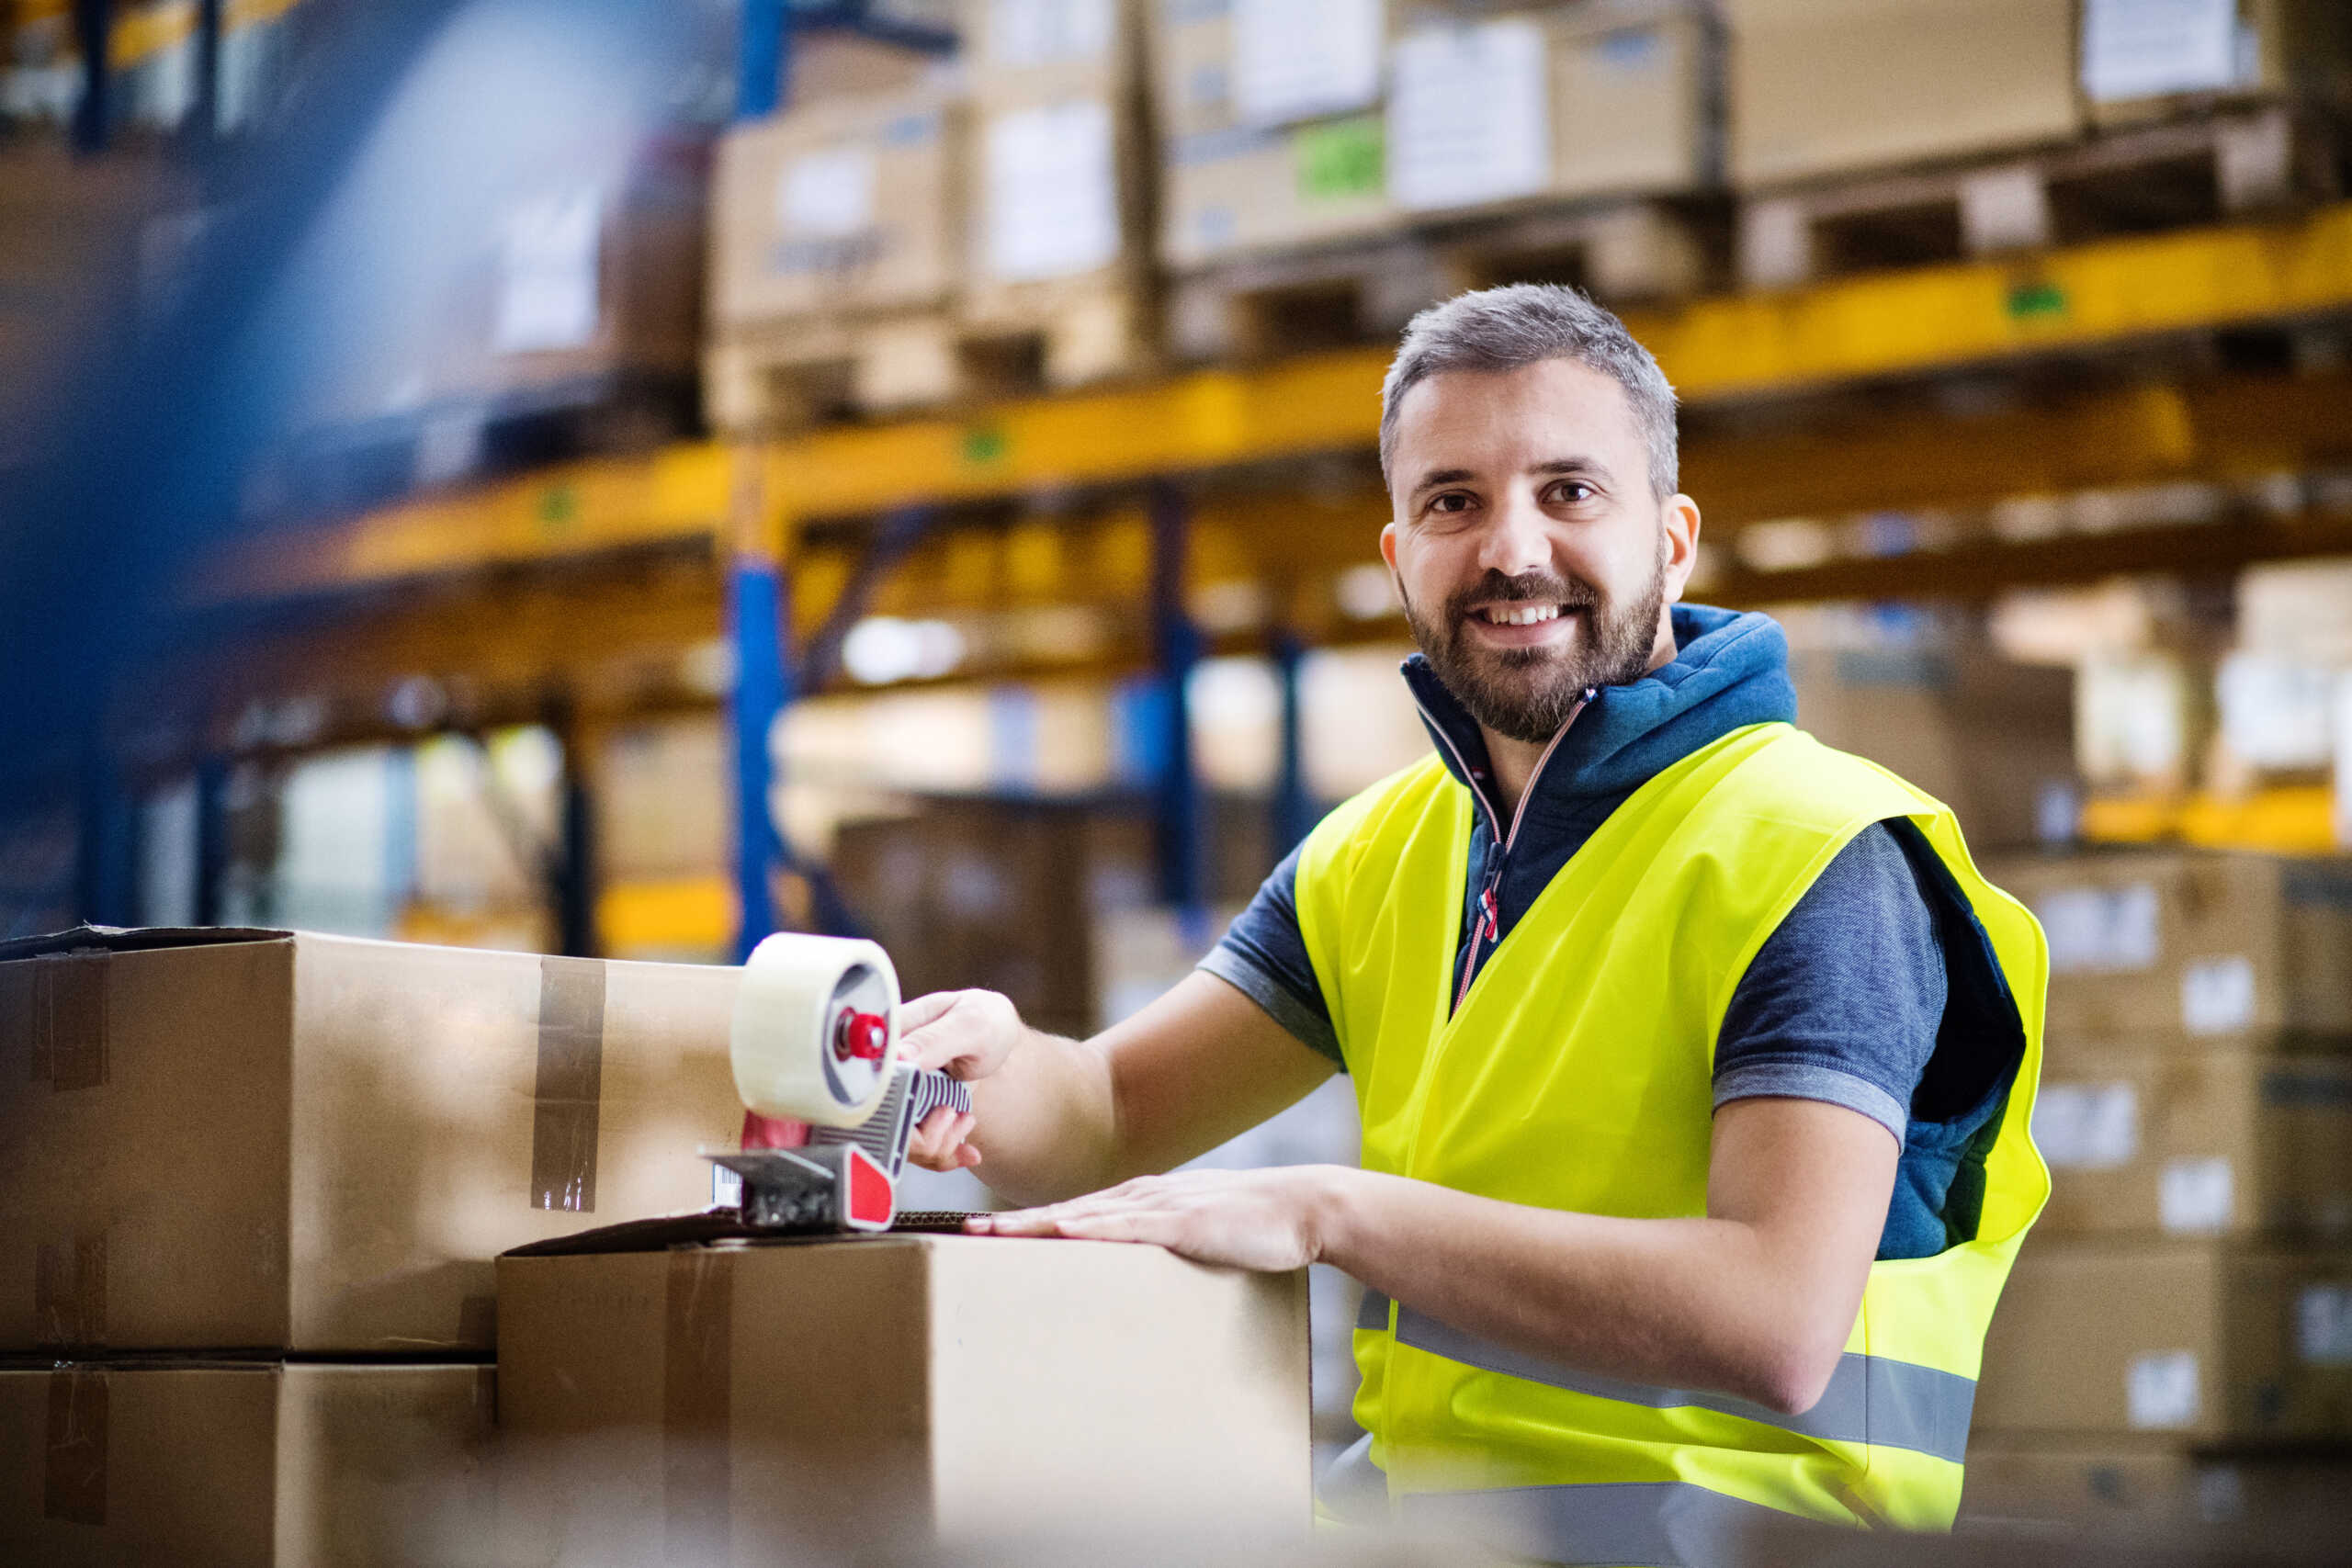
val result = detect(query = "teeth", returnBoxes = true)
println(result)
[1481,604,1561,626]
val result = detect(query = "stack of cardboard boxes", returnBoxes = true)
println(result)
[0,927,744,1562]
[705,34,967,427]
[1966,849,2352,1525]
[1156,0,1721,359]
[707,0,1158,429]
[1726,0,2352,288]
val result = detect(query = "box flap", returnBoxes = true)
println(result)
[0,924,292,962]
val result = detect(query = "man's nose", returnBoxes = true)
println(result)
[1476,492,1554,581]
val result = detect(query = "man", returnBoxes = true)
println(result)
[895,286,2049,1564]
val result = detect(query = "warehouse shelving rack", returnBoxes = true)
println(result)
[172,193,2352,958]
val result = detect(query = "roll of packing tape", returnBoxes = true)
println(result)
[729,933,901,1127]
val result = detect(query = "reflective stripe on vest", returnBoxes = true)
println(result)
[1401,1480,1816,1568]
[1357,1291,1973,1463]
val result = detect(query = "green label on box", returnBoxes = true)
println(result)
[1294,115,1385,205]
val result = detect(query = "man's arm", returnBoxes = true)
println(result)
[969,1095,1897,1416]
[899,971,1337,1208]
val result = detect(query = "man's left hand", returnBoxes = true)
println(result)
[965,1166,1347,1272]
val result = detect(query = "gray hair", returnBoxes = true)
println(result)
[1378,284,1680,500]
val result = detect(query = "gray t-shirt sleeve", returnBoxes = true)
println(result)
[1711,820,1946,1143]
[1197,841,1345,1065]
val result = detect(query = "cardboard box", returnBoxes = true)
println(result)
[0,1362,496,1567]
[0,927,742,1353]
[2083,0,2352,123]
[1725,0,2078,187]
[2032,1050,2352,1237]
[1160,118,1395,269]
[1974,1239,2352,1439]
[1547,0,1719,200]
[1792,645,2078,852]
[1988,852,2352,1047]
[496,1235,1312,1558]
[1388,3,1715,216]
[1960,1437,2352,1527]
[708,89,961,329]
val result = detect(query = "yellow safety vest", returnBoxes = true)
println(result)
[1295,721,2049,1564]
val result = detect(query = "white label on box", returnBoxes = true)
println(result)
[2297,1286,2352,1367]
[2031,1082,2139,1170]
[778,145,876,237]
[1386,19,1551,212]
[980,99,1120,282]
[493,186,600,354]
[2218,654,2338,770]
[2160,1156,2234,1233]
[1232,0,1383,126]
[2126,1349,2201,1429]
[2081,0,2242,102]
[2182,954,2256,1035]
[710,1164,743,1208]
[987,0,1114,69]
[2038,884,2160,975]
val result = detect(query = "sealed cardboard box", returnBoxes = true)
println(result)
[2033,1050,2352,1237]
[708,89,961,329]
[1793,645,2077,852]
[1974,1239,2352,1439]
[0,1362,496,1567]
[1988,852,2352,1047]
[1725,0,2078,186]
[1160,118,1395,269]
[496,1235,1311,1559]
[0,927,742,1353]
[2082,0,2352,124]
[1960,1437,2352,1527]
[1548,0,1718,200]
[1388,2,1715,216]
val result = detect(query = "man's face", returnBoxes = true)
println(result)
[1381,358,1700,745]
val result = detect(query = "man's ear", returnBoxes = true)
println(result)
[1379,520,1400,572]
[1660,494,1701,604]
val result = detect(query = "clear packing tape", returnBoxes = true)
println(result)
[728,933,900,1128]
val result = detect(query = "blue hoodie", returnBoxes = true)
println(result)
[1202,605,2024,1261]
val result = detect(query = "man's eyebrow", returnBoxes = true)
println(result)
[1410,467,1476,496]
[1531,456,1612,480]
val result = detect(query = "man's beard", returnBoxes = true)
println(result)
[1399,547,1667,745]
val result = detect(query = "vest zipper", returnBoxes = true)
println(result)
[1412,687,1596,1014]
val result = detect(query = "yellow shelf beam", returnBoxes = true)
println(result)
[208,203,2352,602]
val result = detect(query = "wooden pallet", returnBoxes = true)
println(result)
[1166,197,1718,365]
[1736,105,2342,291]
[707,276,1158,432]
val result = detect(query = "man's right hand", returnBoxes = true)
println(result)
[899,988,1023,1172]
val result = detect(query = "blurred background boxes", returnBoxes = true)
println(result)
[957,0,1160,392]
[1725,0,2079,187]
[0,1364,498,1568]
[1973,1240,2352,1441]
[1991,851,2352,1046]
[706,88,966,427]
[2031,1050,2352,1236]
[0,928,741,1354]
[1960,1437,2352,1527]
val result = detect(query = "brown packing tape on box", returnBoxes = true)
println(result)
[28,953,108,1091]
[34,1232,106,1350]
[530,956,606,1215]
[664,1247,732,1565]
[43,1368,106,1527]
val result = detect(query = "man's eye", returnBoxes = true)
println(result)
[1429,492,1474,514]
[1549,481,1595,505]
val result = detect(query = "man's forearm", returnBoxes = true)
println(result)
[965,1029,1121,1205]
[1311,1168,1865,1416]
